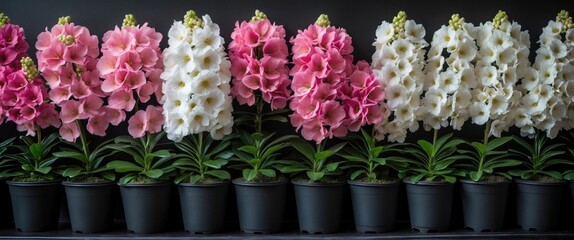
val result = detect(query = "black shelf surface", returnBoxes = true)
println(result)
[1,223,574,240]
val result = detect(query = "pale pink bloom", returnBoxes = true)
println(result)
[309,53,328,78]
[35,31,52,51]
[79,95,104,117]
[60,122,80,142]
[263,38,288,59]
[320,100,345,128]
[128,110,147,138]
[6,71,28,91]
[39,41,65,71]
[105,30,135,56]
[60,100,82,124]
[101,69,127,92]
[96,54,119,76]
[301,120,327,143]
[136,82,154,103]
[19,105,37,122]
[87,114,108,136]
[48,86,71,104]
[123,70,146,90]
[292,71,315,96]
[139,47,158,68]
[36,103,61,129]
[70,79,92,99]
[63,44,88,65]
[19,84,44,106]
[119,51,143,71]
[104,107,125,126]
[108,89,135,111]
[145,105,164,133]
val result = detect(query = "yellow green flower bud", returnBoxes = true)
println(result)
[122,14,137,28]
[391,11,407,43]
[316,14,330,28]
[493,10,508,29]
[21,57,39,81]
[251,10,268,22]
[556,10,573,32]
[57,34,75,45]
[449,13,465,30]
[184,10,203,30]
[74,64,83,77]
[58,16,72,25]
[0,13,10,28]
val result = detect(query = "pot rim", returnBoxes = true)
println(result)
[291,180,346,186]
[178,181,230,187]
[347,179,401,186]
[7,179,62,186]
[514,179,566,186]
[232,178,287,186]
[118,181,172,187]
[402,179,454,186]
[62,180,116,187]
[459,179,511,185]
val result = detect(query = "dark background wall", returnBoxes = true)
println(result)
[1,0,574,233]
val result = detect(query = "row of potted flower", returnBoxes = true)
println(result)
[0,9,572,235]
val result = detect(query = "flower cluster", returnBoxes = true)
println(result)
[97,14,164,138]
[161,11,233,141]
[371,11,428,143]
[0,13,30,123]
[229,10,291,109]
[0,57,60,135]
[35,17,111,142]
[512,10,574,138]
[422,14,477,132]
[290,14,385,143]
[470,11,531,137]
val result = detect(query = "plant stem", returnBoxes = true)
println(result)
[76,120,90,171]
[255,95,263,134]
[36,127,41,144]
[483,120,491,145]
[198,133,204,178]
[429,129,438,175]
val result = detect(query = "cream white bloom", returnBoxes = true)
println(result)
[470,102,490,125]
[167,21,190,47]
[374,21,394,46]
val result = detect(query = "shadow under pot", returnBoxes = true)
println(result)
[63,181,116,233]
[460,180,510,232]
[403,179,454,233]
[348,180,400,233]
[118,182,172,234]
[515,179,565,232]
[178,181,229,234]
[7,180,62,232]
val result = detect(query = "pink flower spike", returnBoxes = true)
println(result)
[35,31,52,51]
[19,105,37,122]
[321,100,345,128]
[96,54,118,76]
[119,51,143,71]
[86,114,109,136]
[6,72,28,91]
[60,100,82,124]
[301,121,327,144]
[128,110,147,138]
[139,47,158,68]
[309,53,328,79]
[48,86,71,104]
[104,107,126,126]
[145,105,164,133]
[365,105,383,125]
[263,38,288,59]
[108,90,135,111]
[40,42,65,71]
[63,44,88,65]
[292,71,315,96]
[59,122,80,142]
[295,96,319,119]
[123,70,146,90]
[344,98,363,121]
[106,30,135,56]
[101,69,127,92]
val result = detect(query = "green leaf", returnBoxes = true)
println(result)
[101,172,115,181]
[239,146,258,155]
[107,161,143,173]
[243,169,257,181]
[469,171,482,181]
[190,175,203,184]
[306,171,324,181]
[350,170,367,180]
[258,169,276,178]
[206,170,231,180]
[36,166,52,174]
[262,115,288,123]
[541,171,563,180]
[204,160,228,169]
[417,140,434,158]
[29,143,43,160]
[119,174,136,185]
[279,166,308,174]
[290,138,316,161]
[486,136,513,152]
[327,142,347,155]
[145,169,164,179]
[53,151,87,162]
[325,162,340,172]
[153,150,171,158]
[443,175,457,183]
[62,168,82,178]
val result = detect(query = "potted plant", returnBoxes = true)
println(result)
[338,129,406,233]
[509,132,569,231]
[161,10,235,234]
[34,16,120,234]
[283,14,385,234]
[0,54,62,232]
[228,10,294,234]
[100,14,170,234]
[503,10,574,232]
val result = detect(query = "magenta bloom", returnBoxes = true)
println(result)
[0,21,29,124]
[289,21,384,143]
[229,17,291,110]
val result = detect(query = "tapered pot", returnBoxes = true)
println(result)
[119,182,172,234]
[460,180,510,232]
[515,179,565,231]
[178,181,229,234]
[348,180,400,233]
[403,180,453,233]
[292,180,346,234]
[63,181,116,233]
[7,180,62,232]
[233,179,287,234]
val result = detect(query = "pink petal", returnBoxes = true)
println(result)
[79,95,104,117]
[59,122,80,142]
[70,79,93,99]
[145,105,164,133]
[128,110,147,138]
[49,86,72,104]
[104,107,126,126]
[60,100,81,124]
[87,115,108,136]
[108,90,135,111]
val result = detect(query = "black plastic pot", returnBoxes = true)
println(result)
[460,180,510,232]
[63,181,115,233]
[7,180,62,232]
[233,179,287,234]
[178,181,229,234]
[348,180,399,233]
[515,179,565,231]
[0,181,11,228]
[119,182,172,234]
[403,180,453,233]
[292,181,345,234]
